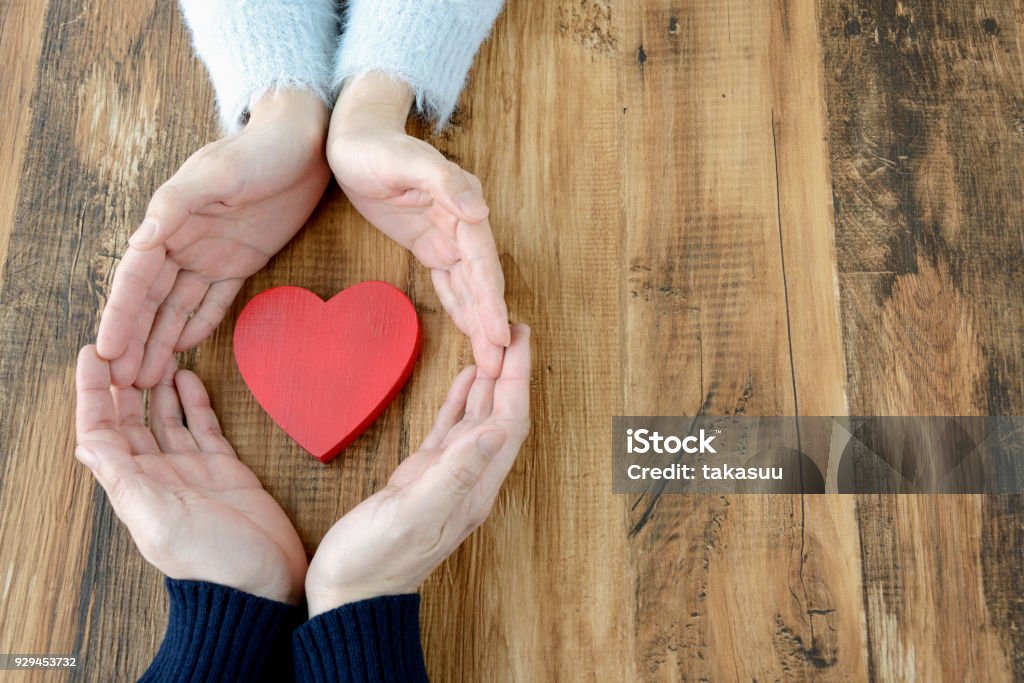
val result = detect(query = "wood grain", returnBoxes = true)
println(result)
[621,2,863,678]
[0,0,1021,681]
[0,0,50,294]
[824,1,1024,679]
[0,1,218,680]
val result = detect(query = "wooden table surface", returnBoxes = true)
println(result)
[2,0,1022,680]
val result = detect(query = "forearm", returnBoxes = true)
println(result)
[178,0,338,133]
[334,0,507,128]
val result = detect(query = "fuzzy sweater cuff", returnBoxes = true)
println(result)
[179,0,337,133]
[334,0,506,128]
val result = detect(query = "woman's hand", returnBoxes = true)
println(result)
[328,72,510,377]
[74,346,308,605]
[304,324,531,616]
[96,88,331,388]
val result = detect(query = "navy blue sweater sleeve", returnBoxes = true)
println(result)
[139,578,302,683]
[292,594,429,682]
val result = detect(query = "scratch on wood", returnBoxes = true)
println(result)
[557,0,618,56]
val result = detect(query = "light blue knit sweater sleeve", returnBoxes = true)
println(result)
[178,0,338,133]
[334,0,507,127]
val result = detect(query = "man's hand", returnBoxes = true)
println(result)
[97,89,331,388]
[74,346,308,605]
[304,324,531,616]
[328,72,510,377]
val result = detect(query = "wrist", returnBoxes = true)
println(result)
[247,87,329,144]
[306,584,414,618]
[306,591,365,618]
[332,71,414,133]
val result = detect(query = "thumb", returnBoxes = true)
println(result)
[129,166,223,250]
[400,148,488,223]
[75,441,143,512]
[401,429,507,526]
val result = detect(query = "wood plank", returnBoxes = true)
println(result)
[770,0,849,418]
[0,0,50,285]
[412,1,632,678]
[2,0,1023,679]
[0,0,218,679]
[822,0,1024,678]
[621,1,865,679]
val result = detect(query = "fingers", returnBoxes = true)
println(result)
[399,327,531,526]
[456,219,509,347]
[420,366,477,451]
[465,374,496,421]
[177,279,244,351]
[96,246,167,359]
[74,349,169,528]
[462,325,529,426]
[101,146,231,356]
[470,333,505,380]
[150,358,198,452]
[175,370,236,455]
[409,227,460,269]
[432,268,505,378]
[75,346,132,452]
[109,259,180,388]
[490,323,532,422]
[401,214,454,269]
[476,324,532,493]
[452,267,505,378]
[390,366,478,489]
[112,385,159,454]
[430,270,469,331]
[401,430,507,527]
[137,272,210,387]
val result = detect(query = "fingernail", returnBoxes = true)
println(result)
[457,192,488,219]
[75,445,98,469]
[476,431,507,456]
[128,219,157,248]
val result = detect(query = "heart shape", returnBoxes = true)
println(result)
[233,282,421,463]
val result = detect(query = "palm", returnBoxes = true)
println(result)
[336,137,464,264]
[97,119,330,388]
[305,325,531,614]
[330,130,510,376]
[75,347,307,604]
[116,450,305,602]
[160,186,321,281]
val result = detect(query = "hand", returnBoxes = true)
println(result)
[96,89,331,388]
[304,324,531,615]
[74,346,308,605]
[328,72,510,377]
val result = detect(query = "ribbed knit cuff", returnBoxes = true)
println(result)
[179,0,338,133]
[139,578,303,683]
[334,0,506,128]
[292,594,428,683]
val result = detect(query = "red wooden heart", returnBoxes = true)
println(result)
[233,282,421,463]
